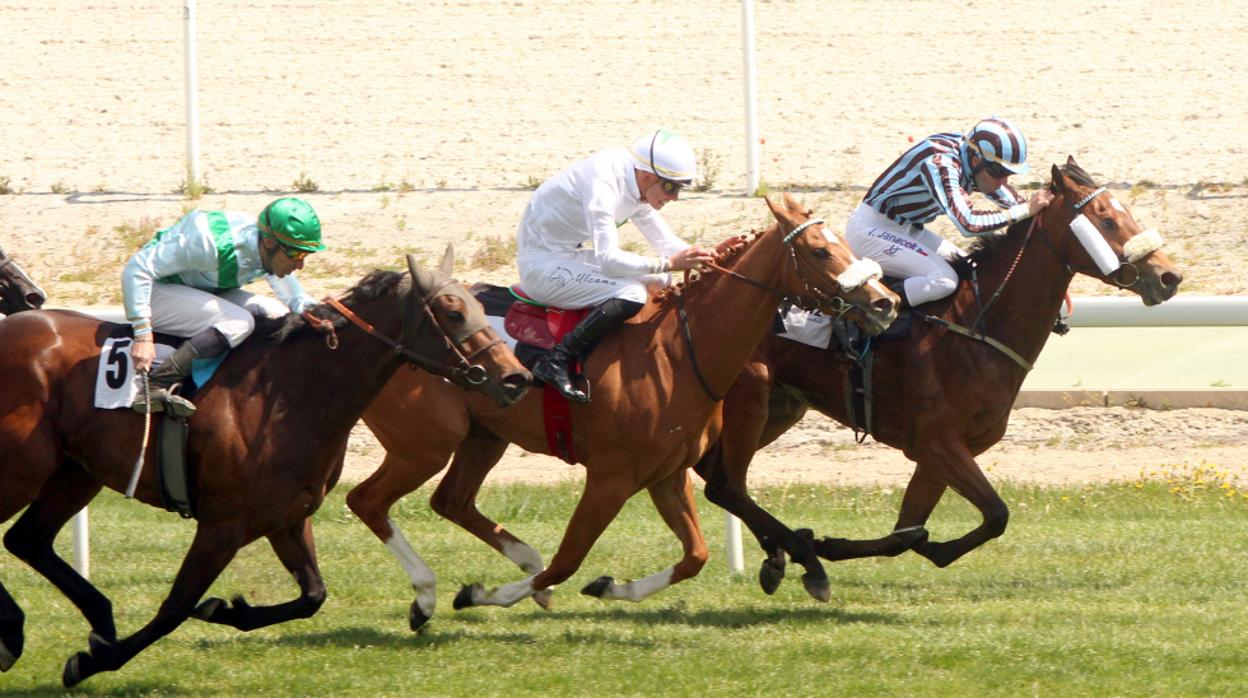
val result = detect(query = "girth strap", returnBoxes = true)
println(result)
[919,314,1033,372]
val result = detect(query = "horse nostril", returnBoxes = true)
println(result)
[1161,271,1183,290]
[872,297,895,314]
[26,293,45,308]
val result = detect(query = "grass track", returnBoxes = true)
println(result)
[2,477,1245,696]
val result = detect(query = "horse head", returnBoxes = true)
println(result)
[405,245,530,406]
[765,193,898,335]
[1044,156,1183,305]
[0,245,48,316]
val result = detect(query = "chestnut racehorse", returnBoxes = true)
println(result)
[693,157,1184,599]
[348,194,899,629]
[0,245,47,316]
[0,251,529,686]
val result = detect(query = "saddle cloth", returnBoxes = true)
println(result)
[93,326,226,410]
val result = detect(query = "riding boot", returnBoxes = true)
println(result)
[530,298,643,403]
[885,278,911,310]
[132,328,229,418]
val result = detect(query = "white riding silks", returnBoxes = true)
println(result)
[837,258,883,292]
[1124,229,1164,263]
[1069,214,1121,275]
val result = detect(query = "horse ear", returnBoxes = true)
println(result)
[1066,155,1079,169]
[438,244,455,276]
[781,192,806,218]
[765,193,795,224]
[1051,163,1067,194]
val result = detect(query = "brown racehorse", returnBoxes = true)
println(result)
[692,158,1184,599]
[0,245,47,316]
[347,194,899,629]
[0,250,529,686]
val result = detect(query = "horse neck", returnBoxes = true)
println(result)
[227,294,409,434]
[662,229,794,396]
[955,216,1075,366]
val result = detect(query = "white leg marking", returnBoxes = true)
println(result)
[476,573,539,608]
[499,539,545,575]
[384,519,437,620]
[599,567,676,603]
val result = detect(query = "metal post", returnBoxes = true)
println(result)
[726,512,745,574]
[184,0,201,188]
[741,0,760,196]
[72,508,90,579]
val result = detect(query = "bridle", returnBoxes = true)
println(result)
[676,217,878,400]
[1039,185,1160,288]
[305,278,502,387]
[0,252,47,306]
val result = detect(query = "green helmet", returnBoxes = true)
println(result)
[258,197,325,252]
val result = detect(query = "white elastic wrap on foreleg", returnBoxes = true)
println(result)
[837,258,883,292]
[1123,229,1163,263]
[1069,214,1121,275]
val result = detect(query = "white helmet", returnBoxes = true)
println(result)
[630,129,697,183]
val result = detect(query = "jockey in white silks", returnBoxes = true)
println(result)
[516,129,715,403]
[121,197,325,416]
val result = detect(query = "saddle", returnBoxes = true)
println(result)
[473,284,589,464]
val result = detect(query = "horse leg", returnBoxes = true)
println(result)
[432,421,553,611]
[905,443,1009,568]
[454,472,634,610]
[62,523,242,687]
[192,518,326,630]
[582,467,709,603]
[346,447,454,631]
[813,465,944,561]
[3,461,114,649]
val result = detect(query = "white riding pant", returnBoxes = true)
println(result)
[518,250,669,308]
[844,203,963,306]
[147,282,290,347]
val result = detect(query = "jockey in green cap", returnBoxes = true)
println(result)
[121,197,325,416]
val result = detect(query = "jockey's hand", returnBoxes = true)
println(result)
[132,336,156,373]
[1029,189,1054,216]
[668,245,717,272]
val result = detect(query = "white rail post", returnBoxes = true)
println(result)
[741,0,760,196]
[71,508,90,579]
[725,512,745,575]
[184,0,201,189]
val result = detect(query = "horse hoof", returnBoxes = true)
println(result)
[453,583,481,610]
[0,640,16,673]
[532,587,555,610]
[891,526,928,549]
[408,600,432,632]
[800,573,832,603]
[580,576,613,598]
[758,558,785,595]
[62,651,90,688]
[191,596,225,621]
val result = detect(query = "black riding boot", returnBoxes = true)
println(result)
[530,298,643,403]
[132,328,230,418]
[885,278,911,310]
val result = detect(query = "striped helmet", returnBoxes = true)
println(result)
[630,129,697,183]
[966,117,1029,175]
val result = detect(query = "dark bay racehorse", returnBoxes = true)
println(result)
[693,158,1184,599]
[348,194,899,628]
[0,245,47,315]
[0,250,529,686]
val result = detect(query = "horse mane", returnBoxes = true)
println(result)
[266,269,407,343]
[961,161,1100,270]
[650,226,768,303]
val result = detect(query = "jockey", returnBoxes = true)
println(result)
[844,117,1054,308]
[517,129,716,403]
[121,197,325,415]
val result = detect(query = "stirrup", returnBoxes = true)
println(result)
[132,386,197,418]
[532,356,589,403]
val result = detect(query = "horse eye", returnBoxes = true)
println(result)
[812,248,830,259]
[1099,217,1118,233]
[446,310,465,322]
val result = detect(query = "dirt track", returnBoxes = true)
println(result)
[3,1,1246,488]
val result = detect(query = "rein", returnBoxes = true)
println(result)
[676,217,860,401]
[318,281,498,386]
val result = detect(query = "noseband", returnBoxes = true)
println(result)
[311,280,502,387]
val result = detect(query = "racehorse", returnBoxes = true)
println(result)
[692,157,1184,599]
[347,194,899,628]
[0,250,529,686]
[0,245,47,316]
